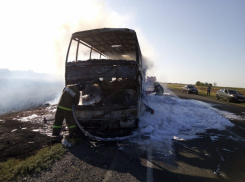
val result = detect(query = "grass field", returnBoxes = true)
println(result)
[0,144,66,181]
[163,83,245,107]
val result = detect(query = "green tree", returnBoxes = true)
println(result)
[195,81,201,86]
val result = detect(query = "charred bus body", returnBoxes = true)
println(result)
[65,28,145,136]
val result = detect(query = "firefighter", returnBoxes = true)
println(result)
[153,82,164,95]
[52,82,86,138]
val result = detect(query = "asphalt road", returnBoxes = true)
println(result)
[21,90,245,182]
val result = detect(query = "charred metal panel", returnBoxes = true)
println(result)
[67,59,138,65]
[75,109,137,119]
[119,119,137,128]
[75,105,137,119]
[74,119,137,129]
[66,60,138,84]
[74,105,138,129]
[100,82,136,90]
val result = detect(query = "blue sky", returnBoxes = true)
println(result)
[0,0,244,87]
[104,0,245,87]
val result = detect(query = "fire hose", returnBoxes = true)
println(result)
[72,104,140,142]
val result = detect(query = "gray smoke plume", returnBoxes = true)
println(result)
[142,55,154,76]
[0,0,158,115]
[53,1,130,74]
[0,69,63,115]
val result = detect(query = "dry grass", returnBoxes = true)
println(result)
[0,144,66,181]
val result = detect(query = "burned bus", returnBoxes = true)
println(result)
[65,28,145,140]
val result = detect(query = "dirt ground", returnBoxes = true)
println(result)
[0,105,55,163]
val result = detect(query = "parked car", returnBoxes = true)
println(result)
[181,85,198,94]
[216,89,245,103]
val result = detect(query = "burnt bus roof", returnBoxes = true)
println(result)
[71,28,142,62]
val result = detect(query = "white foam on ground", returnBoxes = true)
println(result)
[209,135,219,141]
[130,95,234,156]
[15,111,55,135]
[214,111,244,121]
[17,114,39,122]
[45,105,57,113]
[195,100,245,121]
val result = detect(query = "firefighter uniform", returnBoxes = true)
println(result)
[52,84,82,136]
[153,82,164,95]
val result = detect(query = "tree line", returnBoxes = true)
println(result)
[195,81,213,87]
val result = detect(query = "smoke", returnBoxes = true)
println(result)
[1,0,156,76]
[53,5,156,80]
[0,69,63,115]
[52,0,158,90]
[0,0,158,114]
[53,0,132,74]
[142,55,154,76]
